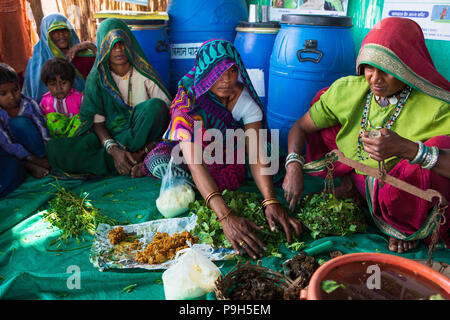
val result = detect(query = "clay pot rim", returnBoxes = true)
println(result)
[304,252,450,300]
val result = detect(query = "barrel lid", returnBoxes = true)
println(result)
[281,14,352,27]
[94,10,168,25]
[237,21,280,29]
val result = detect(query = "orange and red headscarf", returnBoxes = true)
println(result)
[356,17,450,103]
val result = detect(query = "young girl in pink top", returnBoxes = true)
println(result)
[40,58,82,137]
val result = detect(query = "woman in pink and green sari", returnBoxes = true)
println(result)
[283,17,450,254]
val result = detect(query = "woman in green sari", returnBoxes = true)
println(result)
[47,18,171,177]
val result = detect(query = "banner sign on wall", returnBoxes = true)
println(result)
[382,1,450,41]
[114,0,149,6]
[269,0,348,21]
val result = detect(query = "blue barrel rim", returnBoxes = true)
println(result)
[281,14,353,27]
[237,21,280,29]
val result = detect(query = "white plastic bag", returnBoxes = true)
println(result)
[162,246,222,300]
[156,157,195,218]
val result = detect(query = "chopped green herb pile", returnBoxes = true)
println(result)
[43,185,118,247]
[296,192,366,239]
[189,190,299,259]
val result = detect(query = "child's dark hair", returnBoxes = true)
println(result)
[0,63,19,86]
[40,58,75,85]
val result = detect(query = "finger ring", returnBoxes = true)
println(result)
[239,241,245,247]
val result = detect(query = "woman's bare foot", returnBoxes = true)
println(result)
[388,237,418,253]
[131,149,146,163]
[24,162,49,179]
[131,141,158,163]
[131,162,144,178]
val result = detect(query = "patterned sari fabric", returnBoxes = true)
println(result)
[22,13,95,103]
[142,40,265,191]
[304,18,450,246]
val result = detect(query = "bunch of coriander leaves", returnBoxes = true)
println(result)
[296,192,366,239]
[189,190,304,259]
[43,184,119,249]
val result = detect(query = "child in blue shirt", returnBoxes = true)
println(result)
[0,63,51,196]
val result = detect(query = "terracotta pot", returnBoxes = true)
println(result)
[300,252,450,300]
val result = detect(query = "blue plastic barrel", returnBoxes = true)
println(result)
[129,22,170,90]
[167,0,248,96]
[234,21,280,112]
[94,12,170,90]
[267,14,356,152]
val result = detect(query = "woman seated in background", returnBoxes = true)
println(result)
[47,18,171,178]
[139,40,302,259]
[282,17,450,254]
[22,13,96,103]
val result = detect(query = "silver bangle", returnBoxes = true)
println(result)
[103,138,114,148]
[422,146,439,170]
[286,152,305,163]
[103,139,118,154]
[285,158,304,169]
[420,147,433,168]
[408,141,425,164]
[106,143,118,154]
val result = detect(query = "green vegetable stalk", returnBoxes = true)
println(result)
[43,184,118,248]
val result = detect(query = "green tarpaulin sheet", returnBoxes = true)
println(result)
[0,173,448,300]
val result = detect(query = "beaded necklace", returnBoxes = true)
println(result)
[357,85,412,160]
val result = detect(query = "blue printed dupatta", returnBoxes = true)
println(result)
[143,39,276,190]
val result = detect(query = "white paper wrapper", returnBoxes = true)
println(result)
[89,215,235,271]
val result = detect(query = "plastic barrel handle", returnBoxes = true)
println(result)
[304,240,334,256]
[297,39,323,64]
[156,40,169,53]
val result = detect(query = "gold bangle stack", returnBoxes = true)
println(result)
[261,198,281,209]
[205,191,221,208]
[217,208,232,222]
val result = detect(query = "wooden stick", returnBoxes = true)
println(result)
[329,149,447,206]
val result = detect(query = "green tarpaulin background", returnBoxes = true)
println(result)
[0,173,448,300]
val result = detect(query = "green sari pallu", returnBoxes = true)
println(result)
[47,18,171,177]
